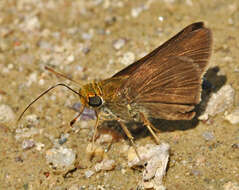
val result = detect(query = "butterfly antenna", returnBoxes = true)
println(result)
[18,83,82,122]
[45,66,80,85]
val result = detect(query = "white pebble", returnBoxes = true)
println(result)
[66,55,75,63]
[85,170,95,178]
[22,139,35,150]
[225,107,239,124]
[113,38,126,50]
[128,143,170,190]
[199,85,235,120]
[45,147,76,168]
[0,104,15,123]
[25,114,39,125]
[8,64,13,69]
[26,72,38,86]
[22,16,40,32]
[15,128,43,140]
[82,32,92,40]
[35,142,45,151]
[119,52,135,66]
[158,16,164,22]
[38,78,45,86]
[131,7,144,18]
[95,159,116,172]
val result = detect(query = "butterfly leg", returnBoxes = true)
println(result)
[140,112,160,144]
[117,119,142,161]
[92,111,100,147]
[70,104,85,126]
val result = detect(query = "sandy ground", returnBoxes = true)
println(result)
[0,0,238,189]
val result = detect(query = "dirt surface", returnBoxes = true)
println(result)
[0,0,238,190]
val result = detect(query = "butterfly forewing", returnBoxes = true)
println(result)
[112,22,212,120]
[133,56,201,104]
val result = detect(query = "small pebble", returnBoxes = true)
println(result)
[85,170,95,178]
[20,16,40,32]
[131,1,154,18]
[119,52,135,66]
[22,139,35,150]
[38,78,45,86]
[225,107,239,124]
[82,47,90,54]
[202,131,214,141]
[25,114,39,125]
[82,32,92,40]
[158,16,164,22]
[95,159,116,172]
[35,142,45,151]
[121,168,126,174]
[105,16,117,26]
[0,104,15,123]
[191,169,201,176]
[66,55,75,63]
[113,38,126,50]
[131,6,143,18]
[58,133,69,145]
[15,128,43,140]
[45,147,76,168]
[26,72,38,86]
[199,85,235,120]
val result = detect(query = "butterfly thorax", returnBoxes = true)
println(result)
[79,77,141,122]
[99,77,143,122]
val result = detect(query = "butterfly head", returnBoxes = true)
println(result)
[79,82,104,109]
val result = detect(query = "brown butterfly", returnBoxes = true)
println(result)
[19,22,212,149]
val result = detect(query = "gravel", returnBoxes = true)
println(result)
[0,104,15,123]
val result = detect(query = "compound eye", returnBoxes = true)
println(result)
[88,96,102,107]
